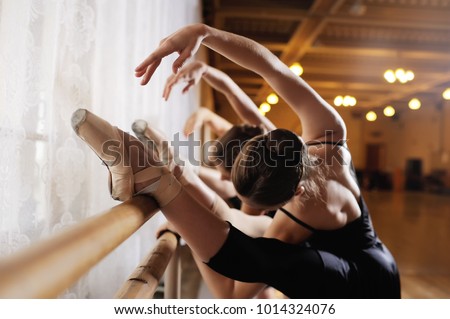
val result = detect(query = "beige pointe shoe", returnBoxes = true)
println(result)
[132,119,230,217]
[132,119,197,186]
[131,119,175,171]
[71,109,181,206]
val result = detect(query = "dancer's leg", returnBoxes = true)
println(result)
[132,119,216,207]
[72,109,229,261]
[178,166,271,237]
[159,188,229,261]
[132,120,271,237]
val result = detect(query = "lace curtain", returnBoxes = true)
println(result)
[0,0,201,298]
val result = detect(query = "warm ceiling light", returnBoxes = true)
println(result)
[443,88,450,100]
[384,70,396,83]
[405,70,415,81]
[289,62,304,76]
[266,93,279,105]
[383,106,396,117]
[395,68,405,79]
[343,96,353,107]
[398,75,408,84]
[334,95,343,107]
[348,96,357,106]
[259,102,271,113]
[384,68,414,84]
[258,109,266,116]
[334,95,356,107]
[366,111,377,122]
[408,98,421,110]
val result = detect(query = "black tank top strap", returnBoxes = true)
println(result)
[279,207,317,232]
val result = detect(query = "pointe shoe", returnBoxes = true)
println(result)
[72,109,181,206]
[132,119,175,170]
[72,109,134,201]
[132,119,197,186]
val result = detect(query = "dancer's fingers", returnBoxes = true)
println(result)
[163,74,181,100]
[183,114,197,136]
[135,47,166,73]
[182,81,194,94]
[134,69,146,77]
[140,59,162,86]
[135,39,174,75]
[172,46,194,74]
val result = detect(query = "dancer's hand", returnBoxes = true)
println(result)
[183,107,208,136]
[163,61,208,100]
[135,24,207,86]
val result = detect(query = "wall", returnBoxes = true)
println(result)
[0,0,202,298]
[342,100,450,177]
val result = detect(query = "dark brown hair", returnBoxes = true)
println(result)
[209,124,264,173]
[231,128,308,207]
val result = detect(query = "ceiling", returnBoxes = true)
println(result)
[202,0,450,131]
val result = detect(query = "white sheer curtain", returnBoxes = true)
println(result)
[0,0,201,298]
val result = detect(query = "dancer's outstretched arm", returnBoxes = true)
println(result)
[136,23,344,142]
[198,166,237,199]
[164,60,275,132]
[183,106,232,137]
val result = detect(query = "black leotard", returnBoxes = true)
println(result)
[228,196,277,218]
[206,142,400,298]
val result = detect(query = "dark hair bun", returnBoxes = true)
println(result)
[263,129,304,167]
[240,124,264,138]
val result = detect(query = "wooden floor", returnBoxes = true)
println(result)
[364,191,450,298]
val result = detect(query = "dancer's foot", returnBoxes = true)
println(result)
[72,109,181,205]
[131,119,175,170]
[132,119,196,186]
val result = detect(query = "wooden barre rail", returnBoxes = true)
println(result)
[0,196,159,298]
[164,244,181,299]
[115,231,179,299]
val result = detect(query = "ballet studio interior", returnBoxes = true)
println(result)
[1,0,449,299]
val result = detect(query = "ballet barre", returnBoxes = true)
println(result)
[0,196,180,298]
[115,230,180,298]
